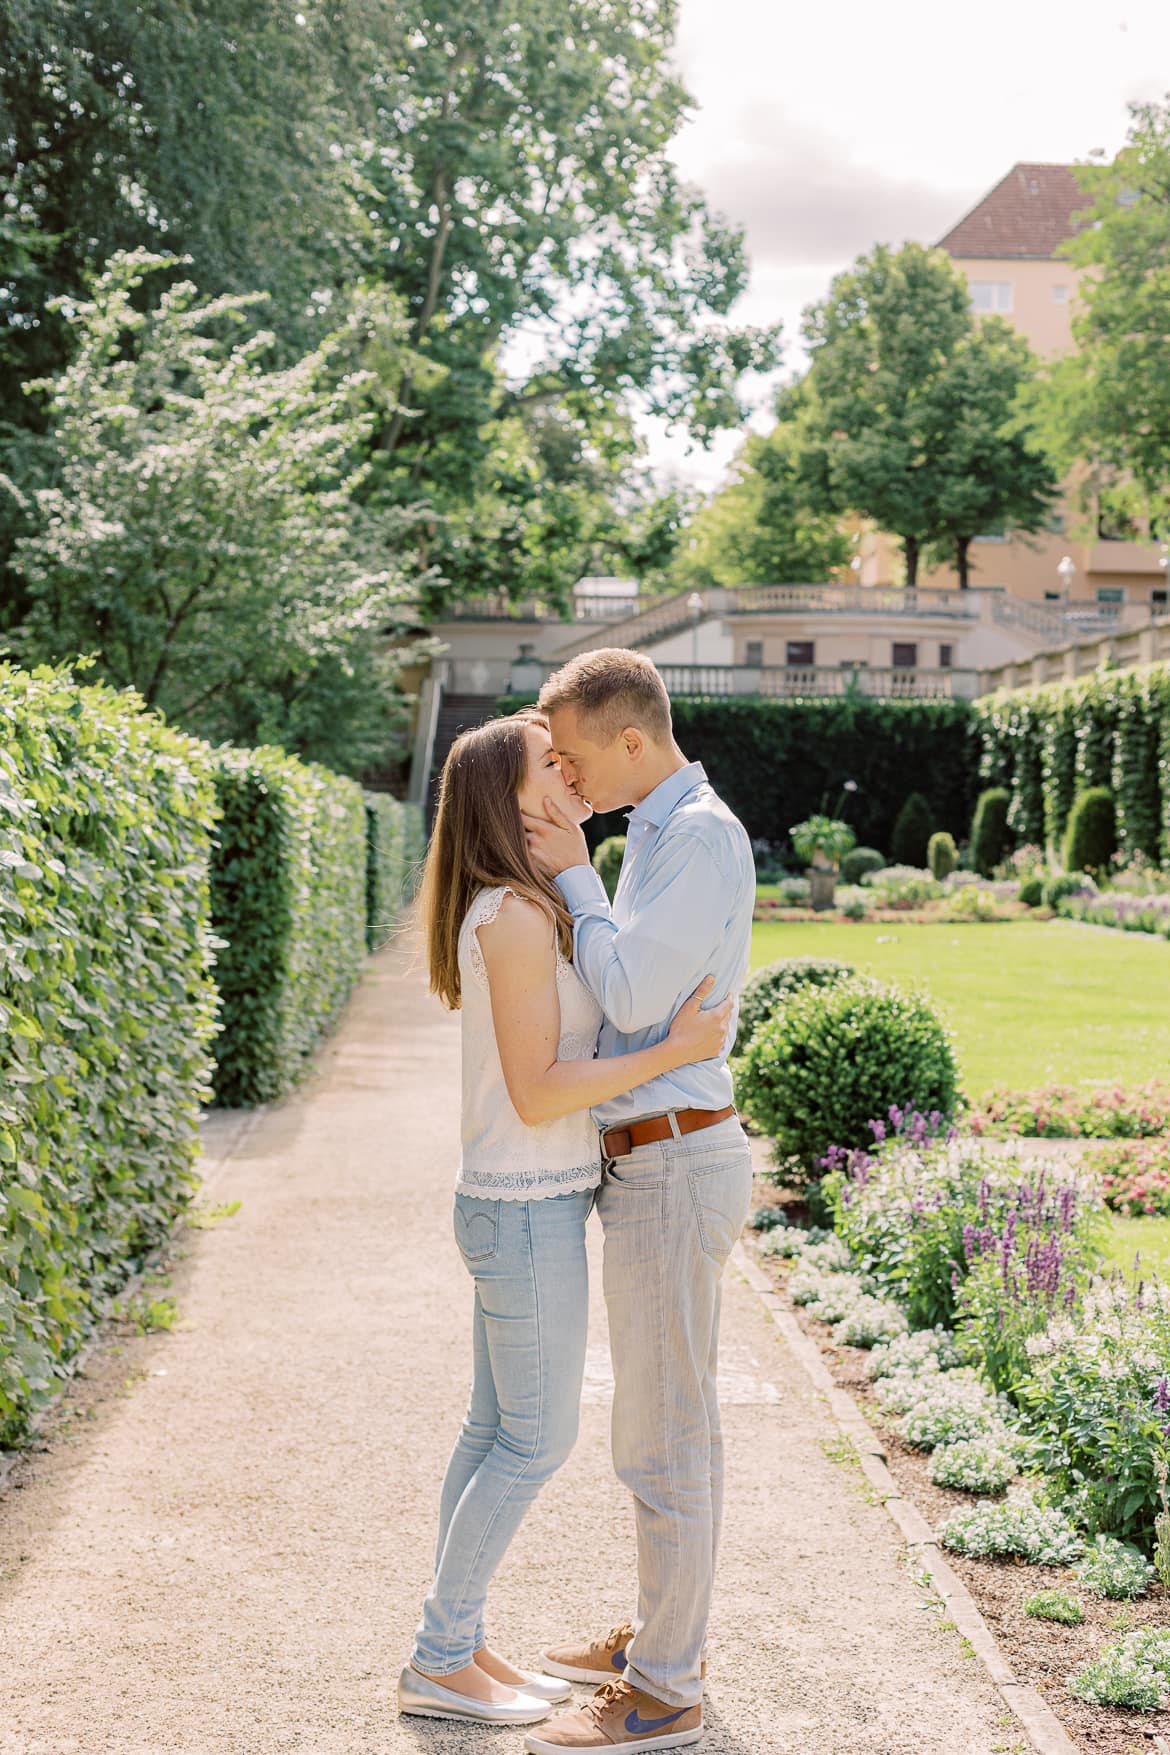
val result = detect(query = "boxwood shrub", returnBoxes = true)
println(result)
[733,975,960,1173]
[0,659,220,1443]
[210,748,369,1107]
[734,955,855,1055]
[592,834,627,901]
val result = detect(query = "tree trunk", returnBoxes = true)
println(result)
[956,536,971,590]
[903,534,919,587]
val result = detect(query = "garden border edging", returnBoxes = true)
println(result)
[731,1239,1082,1755]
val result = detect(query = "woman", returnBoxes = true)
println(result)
[397,712,730,1728]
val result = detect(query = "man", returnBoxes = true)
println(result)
[519,649,755,1755]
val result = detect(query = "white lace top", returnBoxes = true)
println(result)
[456,885,604,1201]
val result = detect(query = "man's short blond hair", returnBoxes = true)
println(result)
[537,648,673,745]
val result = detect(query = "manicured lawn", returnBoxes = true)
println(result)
[749,917,1170,1096]
[1098,1213,1170,1284]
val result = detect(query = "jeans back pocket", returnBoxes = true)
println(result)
[453,1195,501,1262]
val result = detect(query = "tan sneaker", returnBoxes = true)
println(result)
[524,1679,702,1753]
[541,1621,635,1685]
[540,1624,707,1687]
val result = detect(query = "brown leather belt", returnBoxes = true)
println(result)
[600,1105,736,1161]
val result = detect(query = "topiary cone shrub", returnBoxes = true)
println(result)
[927,830,957,881]
[733,956,856,1054]
[732,975,961,1188]
[1061,786,1117,878]
[591,834,627,900]
[970,786,1011,877]
[890,791,934,866]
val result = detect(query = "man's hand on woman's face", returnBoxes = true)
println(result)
[523,795,591,877]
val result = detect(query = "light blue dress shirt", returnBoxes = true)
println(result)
[554,760,755,1127]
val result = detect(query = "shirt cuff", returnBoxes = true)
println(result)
[555,863,610,913]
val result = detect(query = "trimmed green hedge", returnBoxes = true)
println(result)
[973,666,1170,864]
[0,660,220,1442]
[364,794,426,953]
[209,748,369,1107]
[499,694,979,852]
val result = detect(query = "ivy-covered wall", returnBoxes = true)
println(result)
[972,665,1170,864]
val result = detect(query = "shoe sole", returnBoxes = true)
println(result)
[401,1702,551,1725]
[525,1727,701,1754]
[539,1656,624,1684]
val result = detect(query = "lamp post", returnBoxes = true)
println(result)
[687,591,705,668]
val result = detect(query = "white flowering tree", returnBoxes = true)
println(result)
[5,250,430,773]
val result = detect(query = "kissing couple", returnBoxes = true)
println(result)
[398,648,756,1753]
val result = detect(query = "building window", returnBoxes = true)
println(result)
[970,281,1013,314]
[939,643,953,669]
[1153,588,1169,609]
[974,528,1009,543]
[786,640,814,667]
[1052,284,1070,304]
[1044,591,1061,601]
[744,639,764,667]
[1096,588,1125,604]
[892,642,918,669]
[1047,512,1066,534]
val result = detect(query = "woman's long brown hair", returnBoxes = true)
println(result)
[417,712,577,1009]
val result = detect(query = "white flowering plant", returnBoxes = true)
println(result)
[867,1324,963,1380]
[929,1436,1017,1494]
[938,1485,1085,1564]
[1068,1626,1170,1711]
[835,1295,910,1348]
[1073,1534,1155,1600]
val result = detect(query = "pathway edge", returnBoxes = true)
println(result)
[731,1238,1082,1755]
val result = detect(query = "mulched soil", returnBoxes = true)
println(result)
[747,1183,1170,1755]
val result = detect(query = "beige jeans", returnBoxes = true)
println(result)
[596,1113,754,1709]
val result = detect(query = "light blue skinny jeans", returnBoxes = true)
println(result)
[411,1185,594,1676]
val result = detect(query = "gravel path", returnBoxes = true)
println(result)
[0,924,1019,1755]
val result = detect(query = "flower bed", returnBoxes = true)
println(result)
[1091,1139,1170,1217]
[969,1082,1170,1141]
[747,1118,1170,1748]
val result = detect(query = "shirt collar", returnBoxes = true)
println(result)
[626,761,706,831]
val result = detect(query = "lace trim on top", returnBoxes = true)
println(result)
[455,1162,601,1202]
[464,883,571,991]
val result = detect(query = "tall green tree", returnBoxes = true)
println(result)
[800,243,973,586]
[348,0,780,601]
[674,385,850,587]
[5,253,426,775]
[1025,99,1170,533]
[922,319,1058,587]
[800,242,1055,585]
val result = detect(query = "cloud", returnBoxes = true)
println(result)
[691,105,981,271]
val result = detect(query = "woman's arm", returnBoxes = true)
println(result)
[477,894,731,1128]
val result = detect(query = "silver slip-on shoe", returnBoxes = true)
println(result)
[397,1664,553,1724]
[513,1671,574,1705]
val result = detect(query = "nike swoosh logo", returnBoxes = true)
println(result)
[625,1707,689,1735]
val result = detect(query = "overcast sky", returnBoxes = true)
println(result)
[643,0,1169,493]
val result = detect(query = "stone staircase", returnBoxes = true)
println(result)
[426,692,500,826]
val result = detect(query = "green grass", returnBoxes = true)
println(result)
[1096,1214,1170,1284]
[749,918,1170,1096]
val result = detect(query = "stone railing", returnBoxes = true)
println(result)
[726,585,981,619]
[652,663,972,700]
[976,616,1170,696]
